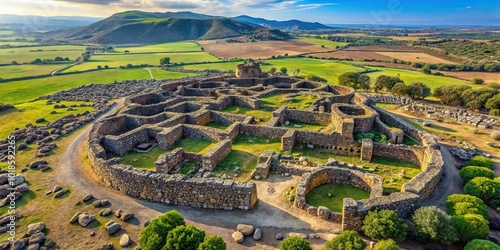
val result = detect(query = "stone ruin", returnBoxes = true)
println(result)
[86,64,444,231]
[235,60,262,78]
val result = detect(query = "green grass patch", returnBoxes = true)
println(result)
[205,122,228,130]
[284,121,326,132]
[375,102,400,110]
[0,63,72,79]
[366,67,472,91]
[306,183,370,212]
[0,45,87,64]
[120,138,216,170]
[296,37,349,49]
[0,69,195,104]
[215,135,282,181]
[260,93,318,110]
[222,105,273,124]
[0,100,94,139]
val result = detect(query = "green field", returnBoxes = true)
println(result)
[306,183,370,212]
[64,52,219,72]
[0,63,72,79]
[0,69,195,104]
[115,42,203,53]
[284,121,329,132]
[0,41,40,46]
[260,93,318,110]
[0,100,94,139]
[0,45,87,64]
[296,37,349,49]
[366,67,472,90]
[178,58,365,84]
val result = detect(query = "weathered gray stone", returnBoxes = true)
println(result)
[253,228,262,241]
[237,224,254,236]
[288,233,307,239]
[120,212,134,222]
[27,222,45,236]
[106,222,121,235]
[28,232,45,245]
[77,213,95,227]
[70,212,81,223]
[100,208,112,217]
[119,234,131,247]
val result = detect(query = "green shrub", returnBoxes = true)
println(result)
[140,210,186,250]
[464,177,500,208]
[446,194,488,219]
[361,210,408,242]
[164,225,205,250]
[280,236,312,250]
[465,156,494,169]
[373,239,401,250]
[464,239,500,250]
[198,235,226,250]
[450,214,490,242]
[0,103,15,112]
[411,206,457,245]
[323,230,366,250]
[459,166,495,183]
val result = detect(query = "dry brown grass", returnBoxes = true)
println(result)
[376,52,456,64]
[435,71,500,83]
[198,38,331,59]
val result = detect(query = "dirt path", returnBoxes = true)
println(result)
[55,99,340,249]
[422,145,464,209]
[145,67,154,80]
[50,61,81,76]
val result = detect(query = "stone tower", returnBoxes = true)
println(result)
[235,59,262,78]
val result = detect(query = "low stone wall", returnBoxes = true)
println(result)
[372,143,424,165]
[281,130,296,151]
[373,117,404,144]
[89,124,258,211]
[285,109,332,126]
[239,124,288,139]
[331,103,377,133]
[157,125,183,150]
[202,139,232,170]
[103,126,150,156]
[155,148,185,173]
[364,94,413,105]
[294,167,383,221]
[210,111,247,125]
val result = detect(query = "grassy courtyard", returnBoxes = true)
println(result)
[214,135,282,181]
[284,121,328,132]
[222,105,273,124]
[260,93,319,110]
[119,138,216,170]
[306,183,370,212]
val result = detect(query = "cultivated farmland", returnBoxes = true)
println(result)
[0,45,86,64]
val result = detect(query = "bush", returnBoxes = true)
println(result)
[0,103,15,112]
[446,194,488,219]
[464,239,500,250]
[323,230,366,250]
[460,166,495,183]
[450,214,490,242]
[164,225,205,250]
[361,210,408,242]
[279,236,312,250]
[373,239,401,250]
[140,210,186,250]
[464,177,500,208]
[411,206,457,245]
[491,131,500,141]
[198,235,226,250]
[466,156,494,169]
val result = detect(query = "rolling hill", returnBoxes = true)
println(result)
[48,11,292,44]
[233,15,332,30]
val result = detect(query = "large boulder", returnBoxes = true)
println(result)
[27,222,45,236]
[29,161,47,169]
[119,234,131,247]
[253,228,262,241]
[120,212,134,222]
[78,213,95,227]
[28,232,45,245]
[232,231,244,243]
[237,224,254,236]
[70,212,81,223]
[105,221,121,235]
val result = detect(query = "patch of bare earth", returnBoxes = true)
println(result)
[198,38,331,59]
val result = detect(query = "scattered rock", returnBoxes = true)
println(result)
[288,233,307,239]
[35,118,45,123]
[82,194,93,202]
[53,189,68,198]
[77,213,95,227]
[114,209,122,218]
[69,212,81,223]
[237,224,254,236]
[17,143,27,150]
[106,221,121,235]
[100,208,112,217]
[27,243,39,250]
[93,199,109,208]
[121,212,134,222]
[232,231,244,243]
[11,240,25,250]
[28,232,45,245]
[52,185,61,193]
[119,234,131,247]
[27,222,45,236]
[96,243,115,250]
[15,183,29,193]
[253,228,262,241]
[309,233,319,239]
[90,231,96,237]
[275,233,284,240]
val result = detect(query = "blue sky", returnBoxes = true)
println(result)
[0,0,498,25]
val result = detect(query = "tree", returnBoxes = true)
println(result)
[390,83,408,97]
[338,72,371,90]
[97,65,102,70]
[323,230,366,250]
[160,57,171,65]
[279,236,312,250]
[198,235,226,250]
[164,225,205,250]
[486,94,500,115]
[450,214,490,242]
[464,177,500,208]
[459,166,495,183]
[433,85,471,106]
[461,88,497,110]
[280,67,288,75]
[446,194,488,220]
[268,67,277,74]
[410,206,457,245]
[11,61,18,65]
[374,75,403,92]
[421,68,432,74]
[373,239,401,250]
[54,56,64,61]
[361,210,407,242]
[291,68,301,76]
[126,63,133,68]
[104,65,109,69]
[464,239,500,250]
[406,82,430,99]
[140,210,186,250]
[465,156,495,169]
[472,78,485,85]
[32,58,42,64]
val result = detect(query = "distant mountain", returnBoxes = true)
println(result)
[47,11,291,44]
[233,15,332,30]
[0,14,102,31]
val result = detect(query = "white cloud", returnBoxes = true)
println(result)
[465,6,472,9]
